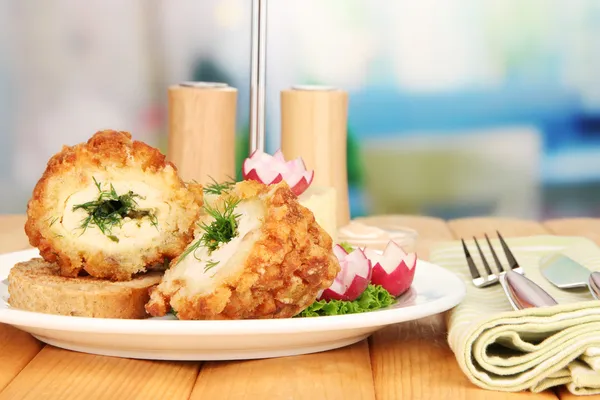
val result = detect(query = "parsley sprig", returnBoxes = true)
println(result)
[72,177,157,242]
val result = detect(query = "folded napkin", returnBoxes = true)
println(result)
[430,235,600,395]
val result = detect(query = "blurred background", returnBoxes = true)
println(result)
[1,0,600,220]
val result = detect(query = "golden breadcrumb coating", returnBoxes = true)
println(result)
[25,130,204,281]
[145,180,340,320]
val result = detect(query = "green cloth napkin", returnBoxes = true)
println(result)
[430,235,600,395]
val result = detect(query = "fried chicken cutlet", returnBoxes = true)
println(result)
[145,180,340,320]
[25,130,203,281]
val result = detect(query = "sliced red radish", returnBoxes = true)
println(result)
[333,244,349,260]
[273,149,286,162]
[242,149,314,196]
[319,245,372,302]
[364,241,417,297]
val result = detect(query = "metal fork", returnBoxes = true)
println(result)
[461,231,524,288]
[461,231,558,310]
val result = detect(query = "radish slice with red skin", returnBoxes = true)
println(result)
[365,241,417,297]
[320,279,350,302]
[273,149,286,162]
[242,149,314,196]
[319,245,372,302]
[333,243,349,259]
[242,151,283,185]
[242,167,283,186]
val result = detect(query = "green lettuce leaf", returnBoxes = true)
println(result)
[295,284,395,317]
[339,241,354,253]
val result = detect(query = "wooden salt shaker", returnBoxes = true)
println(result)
[280,85,350,228]
[167,82,237,184]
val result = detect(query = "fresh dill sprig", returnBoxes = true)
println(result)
[203,176,237,195]
[204,259,219,272]
[72,177,157,242]
[176,196,242,265]
[176,239,202,266]
[198,197,242,253]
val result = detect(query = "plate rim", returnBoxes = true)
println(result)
[0,248,466,335]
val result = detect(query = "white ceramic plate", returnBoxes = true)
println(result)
[0,248,465,361]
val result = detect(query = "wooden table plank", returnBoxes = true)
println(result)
[0,215,44,393]
[543,218,600,246]
[190,341,375,400]
[0,347,200,400]
[0,215,30,253]
[0,326,43,393]
[447,217,548,238]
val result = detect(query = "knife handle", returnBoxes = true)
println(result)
[502,271,558,310]
[589,272,600,301]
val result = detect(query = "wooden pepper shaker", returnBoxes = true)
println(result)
[280,85,350,228]
[167,82,237,184]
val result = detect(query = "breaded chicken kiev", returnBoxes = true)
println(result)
[25,130,204,281]
[145,180,340,320]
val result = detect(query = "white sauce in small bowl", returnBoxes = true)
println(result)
[337,219,418,253]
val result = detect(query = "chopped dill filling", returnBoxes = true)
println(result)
[72,177,157,242]
[204,259,220,273]
[176,196,241,266]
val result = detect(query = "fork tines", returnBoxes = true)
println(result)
[461,231,523,288]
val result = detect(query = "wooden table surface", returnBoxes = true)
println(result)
[2,214,600,399]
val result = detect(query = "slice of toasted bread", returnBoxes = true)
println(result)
[7,258,163,319]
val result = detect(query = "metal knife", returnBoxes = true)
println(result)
[539,253,600,300]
